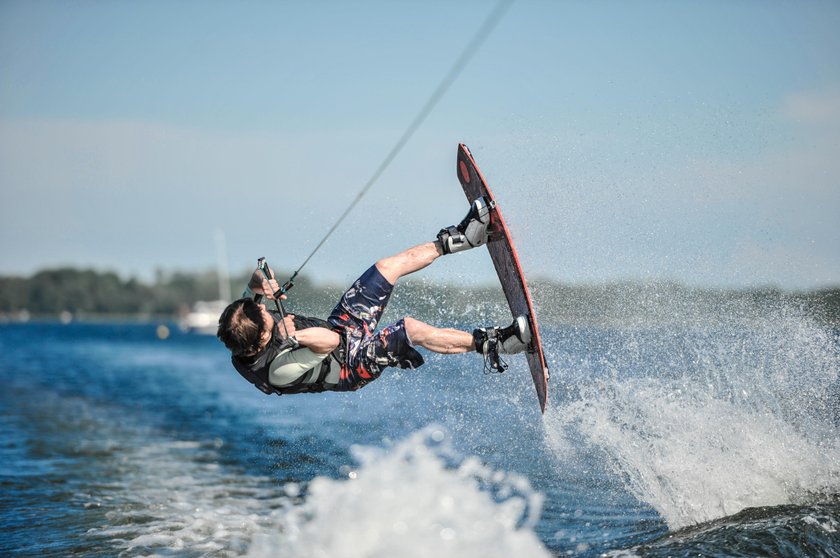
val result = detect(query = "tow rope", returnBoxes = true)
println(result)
[278,0,513,292]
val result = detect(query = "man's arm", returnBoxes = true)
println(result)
[294,327,340,355]
[267,327,340,387]
[272,314,338,355]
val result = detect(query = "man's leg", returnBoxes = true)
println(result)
[374,197,491,285]
[403,316,474,354]
[375,242,443,285]
[402,316,532,357]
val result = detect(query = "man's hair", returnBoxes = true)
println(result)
[217,298,267,357]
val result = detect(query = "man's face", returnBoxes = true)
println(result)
[256,306,275,352]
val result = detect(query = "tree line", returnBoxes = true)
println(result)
[1,267,838,327]
[0,268,245,317]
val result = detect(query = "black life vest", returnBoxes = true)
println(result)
[231,313,345,396]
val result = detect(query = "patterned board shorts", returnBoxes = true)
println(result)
[327,265,425,391]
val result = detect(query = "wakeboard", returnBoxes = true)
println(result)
[456,143,550,413]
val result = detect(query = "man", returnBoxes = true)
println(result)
[217,198,531,395]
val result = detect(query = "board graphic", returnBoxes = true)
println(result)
[456,144,550,413]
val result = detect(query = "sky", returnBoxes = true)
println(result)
[1,0,839,291]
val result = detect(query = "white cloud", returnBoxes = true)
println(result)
[783,87,840,127]
[0,118,459,280]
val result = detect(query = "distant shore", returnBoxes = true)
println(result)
[2,267,838,328]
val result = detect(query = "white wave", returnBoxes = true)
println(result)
[543,313,840,530]
[85,438,290,556]
[246,426,550,558]
[802,513,838,533]
[86,427,549,557]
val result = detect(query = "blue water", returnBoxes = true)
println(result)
[1,312,839,557]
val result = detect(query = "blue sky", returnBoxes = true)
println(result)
[1,0,839,290]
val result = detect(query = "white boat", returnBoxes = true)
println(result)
[180,229,232,335]
[181,299,229,334]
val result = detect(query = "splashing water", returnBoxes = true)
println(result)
[543,299,840,530]
[246,426,550,558]
[82,434,291,556]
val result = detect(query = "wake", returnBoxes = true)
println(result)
[541,299,840,529]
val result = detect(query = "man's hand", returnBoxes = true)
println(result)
[277,314,296,340]
[248,265,288,300]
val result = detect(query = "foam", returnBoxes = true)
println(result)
[542,309,840,530]
[246,426,550,558]
[83,425,549,557]
[85,439,290,556]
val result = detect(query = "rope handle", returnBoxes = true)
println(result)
[256,257,294,340]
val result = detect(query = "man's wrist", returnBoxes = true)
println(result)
[278,336,299,351]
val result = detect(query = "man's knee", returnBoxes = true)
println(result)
[374,258,400,285]
[403,316,423,341]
